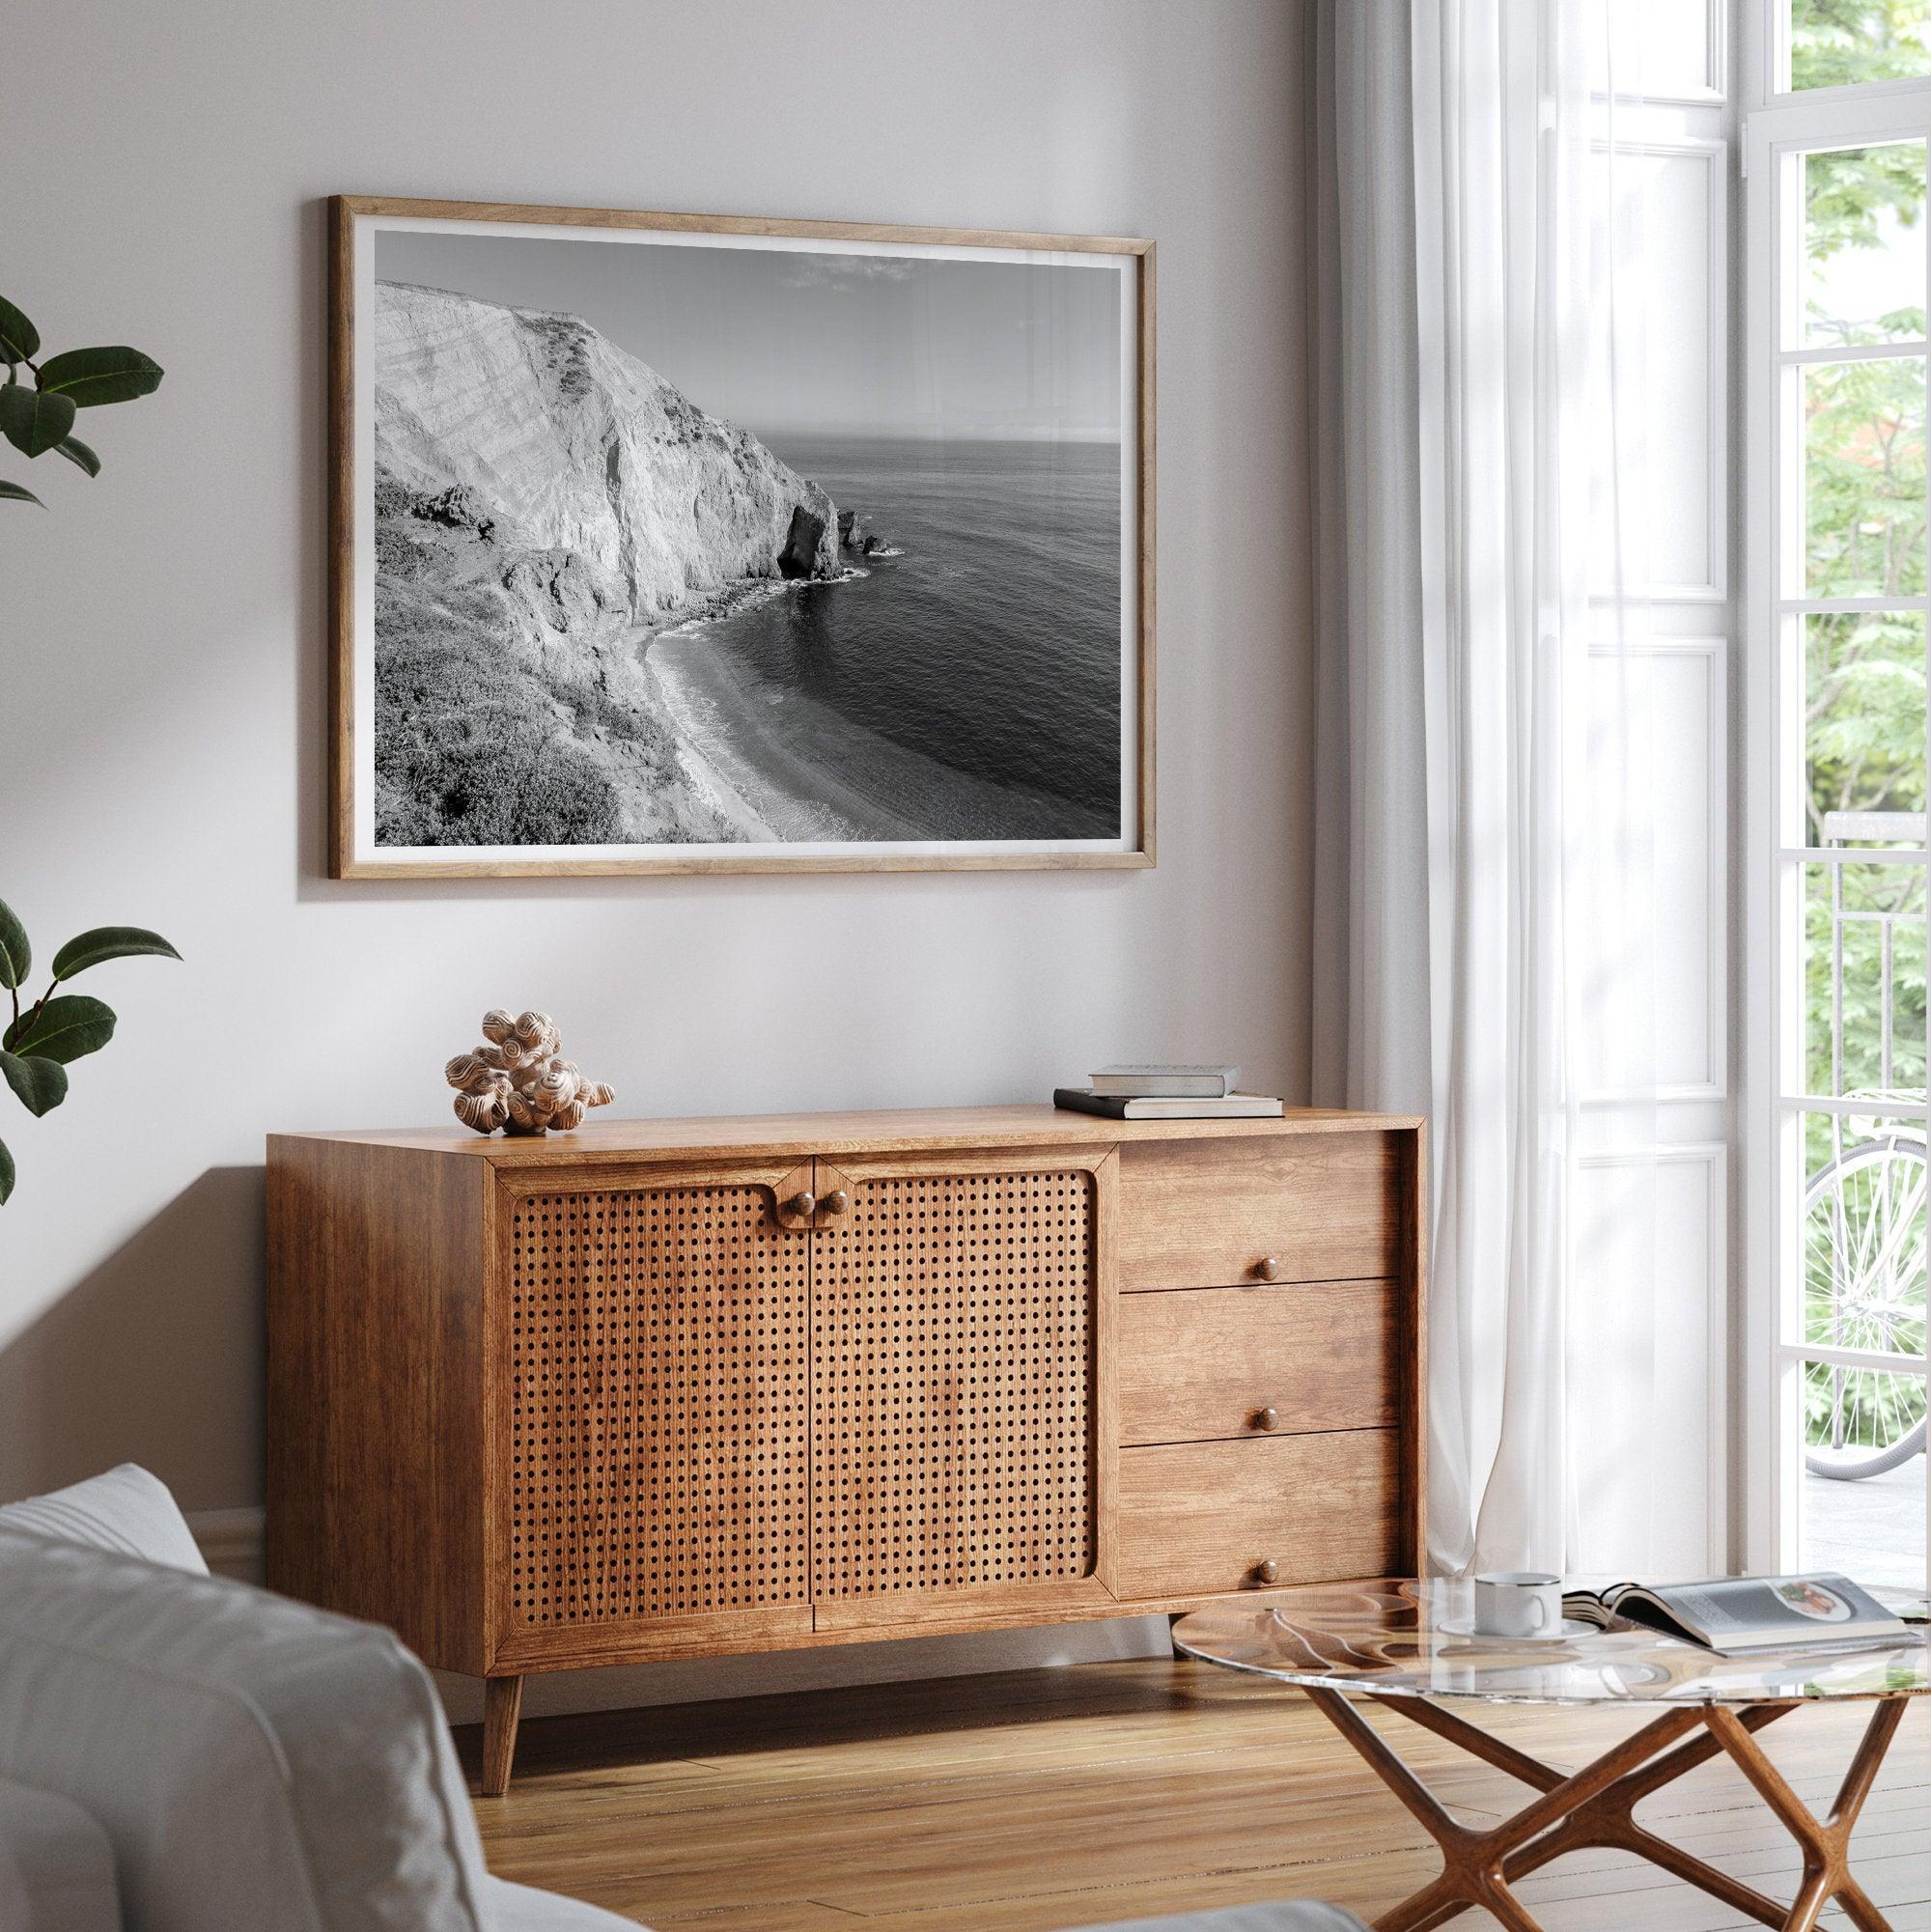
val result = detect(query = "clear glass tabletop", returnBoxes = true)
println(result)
[1171,1579,1931,1707]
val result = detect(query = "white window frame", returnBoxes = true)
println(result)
[1743,1,1931,1597]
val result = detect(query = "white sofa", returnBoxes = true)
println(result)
[0,1466,1362,1932]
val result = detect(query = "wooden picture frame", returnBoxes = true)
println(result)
[328,196,1155,879]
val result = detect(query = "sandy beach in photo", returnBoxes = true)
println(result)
[366,227,1128,854]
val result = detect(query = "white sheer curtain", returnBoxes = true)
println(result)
[1310,0,1662,1576]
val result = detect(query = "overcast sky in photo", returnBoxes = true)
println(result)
[377,227,1125,442]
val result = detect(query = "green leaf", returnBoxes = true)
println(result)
[0,295,39,364]
[0,1051,67,1117]
[0,901,28,990]
[0,1133,14,1206]
[5,994,116,1064]
[51,926,181,980]
[0,479,42,507]
[53,434,99,477]
[0,382,77,459]
[36,347,163,409]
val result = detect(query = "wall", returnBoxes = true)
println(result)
[0,0,1313,1715]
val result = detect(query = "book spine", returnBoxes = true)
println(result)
[1051,1088,1130,1119]
[1091,1083,1228,1099]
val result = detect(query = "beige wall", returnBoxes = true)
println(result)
[0,0,1313,1714]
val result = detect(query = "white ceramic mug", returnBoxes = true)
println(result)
[1471,1571,1563,1639]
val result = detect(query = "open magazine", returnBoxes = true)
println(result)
[1563,1574,1917,1657]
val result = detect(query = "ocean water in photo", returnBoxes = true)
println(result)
[647,435,1124,842]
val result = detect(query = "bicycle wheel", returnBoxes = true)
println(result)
[1802,1134,1929,1481]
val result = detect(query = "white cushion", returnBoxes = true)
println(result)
[483,1876,641,1930]
[0,1463,208,1574]
[0,1774,121,1932]
[0,1525,491,1931]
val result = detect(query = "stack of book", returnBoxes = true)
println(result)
[1053,1065,1285,1120]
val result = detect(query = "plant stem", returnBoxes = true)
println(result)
[14,983,50,1044]
[6,982,52,1045]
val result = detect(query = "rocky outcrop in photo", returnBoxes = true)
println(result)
[778,504,828,578]
[371,280,842,847]
[837,507,886,557]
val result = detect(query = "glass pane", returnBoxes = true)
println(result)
[1791,0,1931,91]
[1802,145,1926,348]
[1805,613,1927,842]
[1591,0,1709,98]
[1800,1110,1931,1336]
[1805,356,1927,597]
[1800,1363,1928,1591]
[1804,863,1927,1095]
[1802,1120,1929,1355]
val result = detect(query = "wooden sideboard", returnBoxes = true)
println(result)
[266,1105,1425,1791]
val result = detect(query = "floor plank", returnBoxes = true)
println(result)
[462,1658,1931,1931]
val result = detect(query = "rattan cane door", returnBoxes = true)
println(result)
[500,1169,813,1651]
[807,1151,1118,1629]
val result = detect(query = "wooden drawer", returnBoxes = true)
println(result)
[1114,1432,1401,1598]
[1118,1280,1396,1445]
[1117,1134,1401,1291]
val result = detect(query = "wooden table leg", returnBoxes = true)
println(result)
[1297,1690,1912,1932]
[1378,1694,1567,1792]
[1499,1702,1802,1928]
[1301,1689,1702,1931]
[481,1674,524,1798]
[1703,1699,1909,1932]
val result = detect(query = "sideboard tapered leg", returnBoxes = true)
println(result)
[481,1674,524,1797]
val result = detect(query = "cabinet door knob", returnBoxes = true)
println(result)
[789,1190,817,1218]
[1255,1406,1279,1432]
[1254,1557,1279,1586]
[1255,1255,1281,1281]
[821,1189,850,1217]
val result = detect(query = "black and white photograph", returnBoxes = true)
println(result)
[332,200,1153,877]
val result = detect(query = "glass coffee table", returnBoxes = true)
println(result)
[1173,1579,1930,1932]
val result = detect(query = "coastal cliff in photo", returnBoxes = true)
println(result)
[358,223,1132,859]
[373,280,841,846]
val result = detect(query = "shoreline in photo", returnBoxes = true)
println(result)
[338,201,1149,875]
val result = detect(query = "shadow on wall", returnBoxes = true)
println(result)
[0,1166,266,1511]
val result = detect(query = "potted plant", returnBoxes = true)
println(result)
[3,290,175,1203]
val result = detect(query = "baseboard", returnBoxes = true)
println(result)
[188,1503,266,1582]
[188,1506,1174,1722]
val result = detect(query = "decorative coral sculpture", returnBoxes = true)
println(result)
[444,1010,615,1136]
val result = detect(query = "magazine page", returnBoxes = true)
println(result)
[1656,1575,1902,1645]
[1873,1584,1929,1625]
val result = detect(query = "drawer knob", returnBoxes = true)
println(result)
[789,1190,817,1218]
[1254,1255,1281,1281]
[821,1189,850,1217]
[1253,1557,1280,1586]
[1254,1406,1279,1432]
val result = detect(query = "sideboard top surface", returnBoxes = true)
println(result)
[268,1103,1425,1166]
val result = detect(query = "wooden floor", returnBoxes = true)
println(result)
[462,1658,1931,1931]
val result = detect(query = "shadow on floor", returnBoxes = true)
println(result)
[451,1651,1301,1781]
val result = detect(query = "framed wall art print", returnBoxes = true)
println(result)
[328,195,1155,878]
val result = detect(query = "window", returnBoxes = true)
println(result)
[1783,0,1931,92]
[1748,0,1931,1601]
